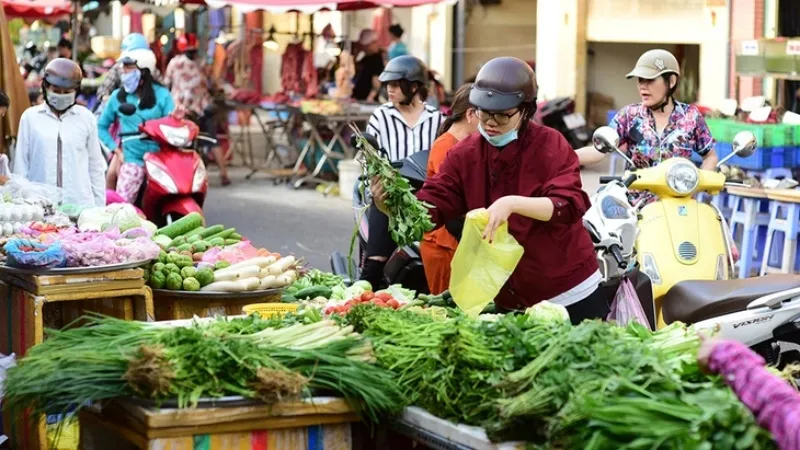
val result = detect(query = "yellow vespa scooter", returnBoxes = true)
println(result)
[592,127,758,328]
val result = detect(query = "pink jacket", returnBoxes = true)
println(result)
[709,340,800,450]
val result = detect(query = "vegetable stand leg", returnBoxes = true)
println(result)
[290,113,315,184]
[292,114,338,189]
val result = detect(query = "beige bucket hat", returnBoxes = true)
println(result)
[626,49,680,79]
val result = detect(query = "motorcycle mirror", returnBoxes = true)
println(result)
[732,131,757,158]
[349,133,381,152]
[592,127,620,154]
[119,103,137,116]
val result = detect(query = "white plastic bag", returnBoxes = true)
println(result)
[0,154,10,177]
[607,279,651,329]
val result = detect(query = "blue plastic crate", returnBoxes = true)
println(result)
[715,142,799,170]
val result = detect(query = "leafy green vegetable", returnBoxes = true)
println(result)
[351,128,435,247]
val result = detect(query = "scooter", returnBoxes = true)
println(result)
[591,126,757,328]
[118,104,215,225]
[583,174,657,328]
[535,97,591,150]
[330,134,431,293]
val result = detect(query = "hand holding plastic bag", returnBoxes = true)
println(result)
[449,208,524,317]
[607,278,651,329]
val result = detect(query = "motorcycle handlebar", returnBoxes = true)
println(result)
[609,244,627,269]
[599,174,638,187]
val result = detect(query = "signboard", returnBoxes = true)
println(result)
[787,40,800,56]
[741,40,759,56]
[705,0,727,6]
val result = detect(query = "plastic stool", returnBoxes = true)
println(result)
[727,189,769,278]
[760,191,800,275]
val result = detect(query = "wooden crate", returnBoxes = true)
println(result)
[0,268,154,450]
[79,397,359,450]
[153,291,281,321]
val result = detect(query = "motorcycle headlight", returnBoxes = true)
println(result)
[641,253,662,285]
[159,124,191,148]
[192,162,207,192]
[144,161,178,193]
[666,161,699,196]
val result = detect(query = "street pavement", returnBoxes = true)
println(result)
[203,161,610,270]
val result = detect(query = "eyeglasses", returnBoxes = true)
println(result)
[476,108,520,126]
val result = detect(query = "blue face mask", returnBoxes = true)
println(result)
[121,69,141,94]
[478,123,519,147]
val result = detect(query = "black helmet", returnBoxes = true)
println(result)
[43,58,82,90]
[379,55,428,84]
[469,57,537,111]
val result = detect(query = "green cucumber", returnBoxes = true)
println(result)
[198,225,224,239]
[187,234,202,243]
[176,243,194,252]
[293,286,333,300]
[156,212,204,239]
[229,232,242,240]
[207,228,236,241]
[224,239,239,245]
[183,226,206,239]
[207,237,225,247]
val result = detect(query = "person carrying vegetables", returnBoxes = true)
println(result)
[371,57,606,324]
[359,55,444,289]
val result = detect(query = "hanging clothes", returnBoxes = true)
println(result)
[249,41,264,94]
[303,51,319,98]
[281,42,308,95]
[371,8,392,49]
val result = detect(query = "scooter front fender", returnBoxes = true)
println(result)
[695,300,800,347]
[637,198,729,328]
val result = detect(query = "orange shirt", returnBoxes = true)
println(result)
[423,132,460,251]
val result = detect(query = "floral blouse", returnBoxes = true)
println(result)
[610,101,715,205]
[610,101,715,168]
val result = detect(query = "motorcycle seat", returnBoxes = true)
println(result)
[662,275,800,324]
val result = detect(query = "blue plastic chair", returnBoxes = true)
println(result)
[727,190,770,278]
[760,194,800,275]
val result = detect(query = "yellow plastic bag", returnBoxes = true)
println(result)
[449,208,524,317]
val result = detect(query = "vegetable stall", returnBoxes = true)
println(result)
[1,293,787,450]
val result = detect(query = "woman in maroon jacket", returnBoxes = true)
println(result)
[372,57,605,324]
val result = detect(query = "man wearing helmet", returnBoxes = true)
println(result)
[164,33,230,186]
[371,57,606,323]
[576,49,719,187]
[13,58,106,207]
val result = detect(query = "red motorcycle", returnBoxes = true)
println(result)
[119,104,212,225]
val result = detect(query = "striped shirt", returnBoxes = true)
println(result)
[365,103,444,161]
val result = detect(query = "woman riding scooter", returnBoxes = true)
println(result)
[371,57,606,324]
[576,49,719,204]
[360,55,444,289]
[98,48,175,204]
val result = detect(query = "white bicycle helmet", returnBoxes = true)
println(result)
[118,48,157,73]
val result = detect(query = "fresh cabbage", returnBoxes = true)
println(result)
[525,301,571,324]
[343,280,373,301]
[330,284,346,300]
[378,285,416,304]
[141,220,157,236]
[110,205,142,232]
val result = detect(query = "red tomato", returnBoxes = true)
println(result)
[363,292,375,301]
[373,300,388,308]
[376,293,392,301]
[387,299,400,309]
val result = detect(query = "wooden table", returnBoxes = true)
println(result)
[79,397,359,450]
[0,267,153,450]
[152,290,282,321]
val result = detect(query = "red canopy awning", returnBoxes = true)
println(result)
[2,0,71,19]
[202,0,450,13]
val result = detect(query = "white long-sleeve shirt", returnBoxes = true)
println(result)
[13,103,107,208]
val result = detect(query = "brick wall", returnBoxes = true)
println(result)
[730,0,765,99]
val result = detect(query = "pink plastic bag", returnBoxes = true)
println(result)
[607,278,651,330]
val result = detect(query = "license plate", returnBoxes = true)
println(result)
[564,113,587,130]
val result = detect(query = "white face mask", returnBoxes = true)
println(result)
[46,91,76,112]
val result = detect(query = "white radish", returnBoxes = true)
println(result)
[238,277,261,291]
[264,256,297,276]
[224,256,278,272]
[213,265,261,282]
[273,270,298,288]
[259,275,277,289]
[201,279,257,292]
